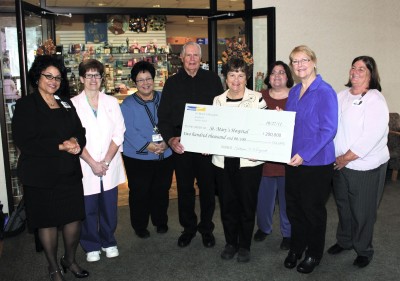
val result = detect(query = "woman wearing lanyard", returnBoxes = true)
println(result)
[71,59,126,263]
[121,61,174,238]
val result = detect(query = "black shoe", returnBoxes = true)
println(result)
[296,256,320,274]
[253,229,269,242]
[280,237,291,250]
[353,256,371,268]
[327,243,350,255]
[237,248,250,263]
[177,232,196,247]
[60,256,89,278]
[221,244,237,260]
[284,251,302,269]
[135,229,150,239]
[156,225,168,234]
[48,266,66,281]
[201,233,215,248]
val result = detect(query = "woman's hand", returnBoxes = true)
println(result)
[168,137,185,154]
[334,150,359,170]
[288,153,303,167]
[59,137,81,155]
[90,161,107,177]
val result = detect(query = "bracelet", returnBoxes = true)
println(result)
[104,161,110,167]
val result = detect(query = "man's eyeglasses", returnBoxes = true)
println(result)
[83,73,103,79]
[291,58,311,66]
[136,78,154,84]
[41,73,62,82]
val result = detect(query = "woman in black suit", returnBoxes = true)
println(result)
[12,55,88,281]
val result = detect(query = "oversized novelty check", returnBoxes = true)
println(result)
[180,104,296,163]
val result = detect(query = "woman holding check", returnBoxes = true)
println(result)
[213,57,267,263]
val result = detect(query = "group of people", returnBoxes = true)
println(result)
[11,41,388,280]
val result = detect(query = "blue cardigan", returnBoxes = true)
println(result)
[121,91,172,160]
[285,75,338,166]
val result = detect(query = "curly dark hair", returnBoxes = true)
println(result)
[28,55,69,97]
[130,60,156,82]
[221,57,251,79]
[264,61,294,89]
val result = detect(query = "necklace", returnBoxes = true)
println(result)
[42,94,56,107]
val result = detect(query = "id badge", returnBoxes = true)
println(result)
[152,134,163,142]
[61,101,72,109]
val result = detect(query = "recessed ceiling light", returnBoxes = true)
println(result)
[98,3,106,6]
[153,4,160,7]
[188,19,195,23]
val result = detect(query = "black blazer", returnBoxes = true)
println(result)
[12,91,86,188]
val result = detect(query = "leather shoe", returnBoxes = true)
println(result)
[353,256,371,268]
[327,243,350,255]
[297,256,320,274]
[201,233,215,248]
[280,237,291,250]
[253,229,269,242]
[135,229,150,239]
[284,251,302,269]
[156,225,168,234]
[237,248,250,263]
[178,232,195,247]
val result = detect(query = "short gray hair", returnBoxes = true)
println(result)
[180,41,202,58]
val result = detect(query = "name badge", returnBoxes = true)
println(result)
[61,101,72,109]
[352,99,363,106]
[152,134,163,142]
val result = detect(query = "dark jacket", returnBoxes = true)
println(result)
[158,68,224,143]
[12,91,86,188]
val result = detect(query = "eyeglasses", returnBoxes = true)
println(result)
[271,70,286,76]
[83,73,102,79]
[136,77,154,84]
[41,73,62,82]
[291,58,311,66]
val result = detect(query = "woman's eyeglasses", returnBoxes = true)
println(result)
[41,73,62,82]
[291,58,311,66]
[136,78,154,84]
[83,73,103,79]
[271,70,286,76]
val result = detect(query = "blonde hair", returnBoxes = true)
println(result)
[289,45,317,65]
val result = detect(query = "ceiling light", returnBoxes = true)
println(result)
[188,19,195,23]
[153,4,160,7]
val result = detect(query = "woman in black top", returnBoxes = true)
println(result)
[12,55,88,281]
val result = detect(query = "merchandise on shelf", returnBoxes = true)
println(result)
[63,43,169,99]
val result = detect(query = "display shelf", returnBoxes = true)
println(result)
[63,45,168,97]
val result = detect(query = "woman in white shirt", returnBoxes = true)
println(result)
[328,56,389,268]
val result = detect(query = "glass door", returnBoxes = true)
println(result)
[0,1,56,213]
[209,7,276,90]
[16,1,56,97]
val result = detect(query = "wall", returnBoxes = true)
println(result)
[253,0,400,112]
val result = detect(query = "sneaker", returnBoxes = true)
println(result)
[86,250,101,262]
[101,246,119,258]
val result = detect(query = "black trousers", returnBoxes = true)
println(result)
[285,164,333,259]
[215,158,263,250]
[123,156,173,231]
[173,152,215,234]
